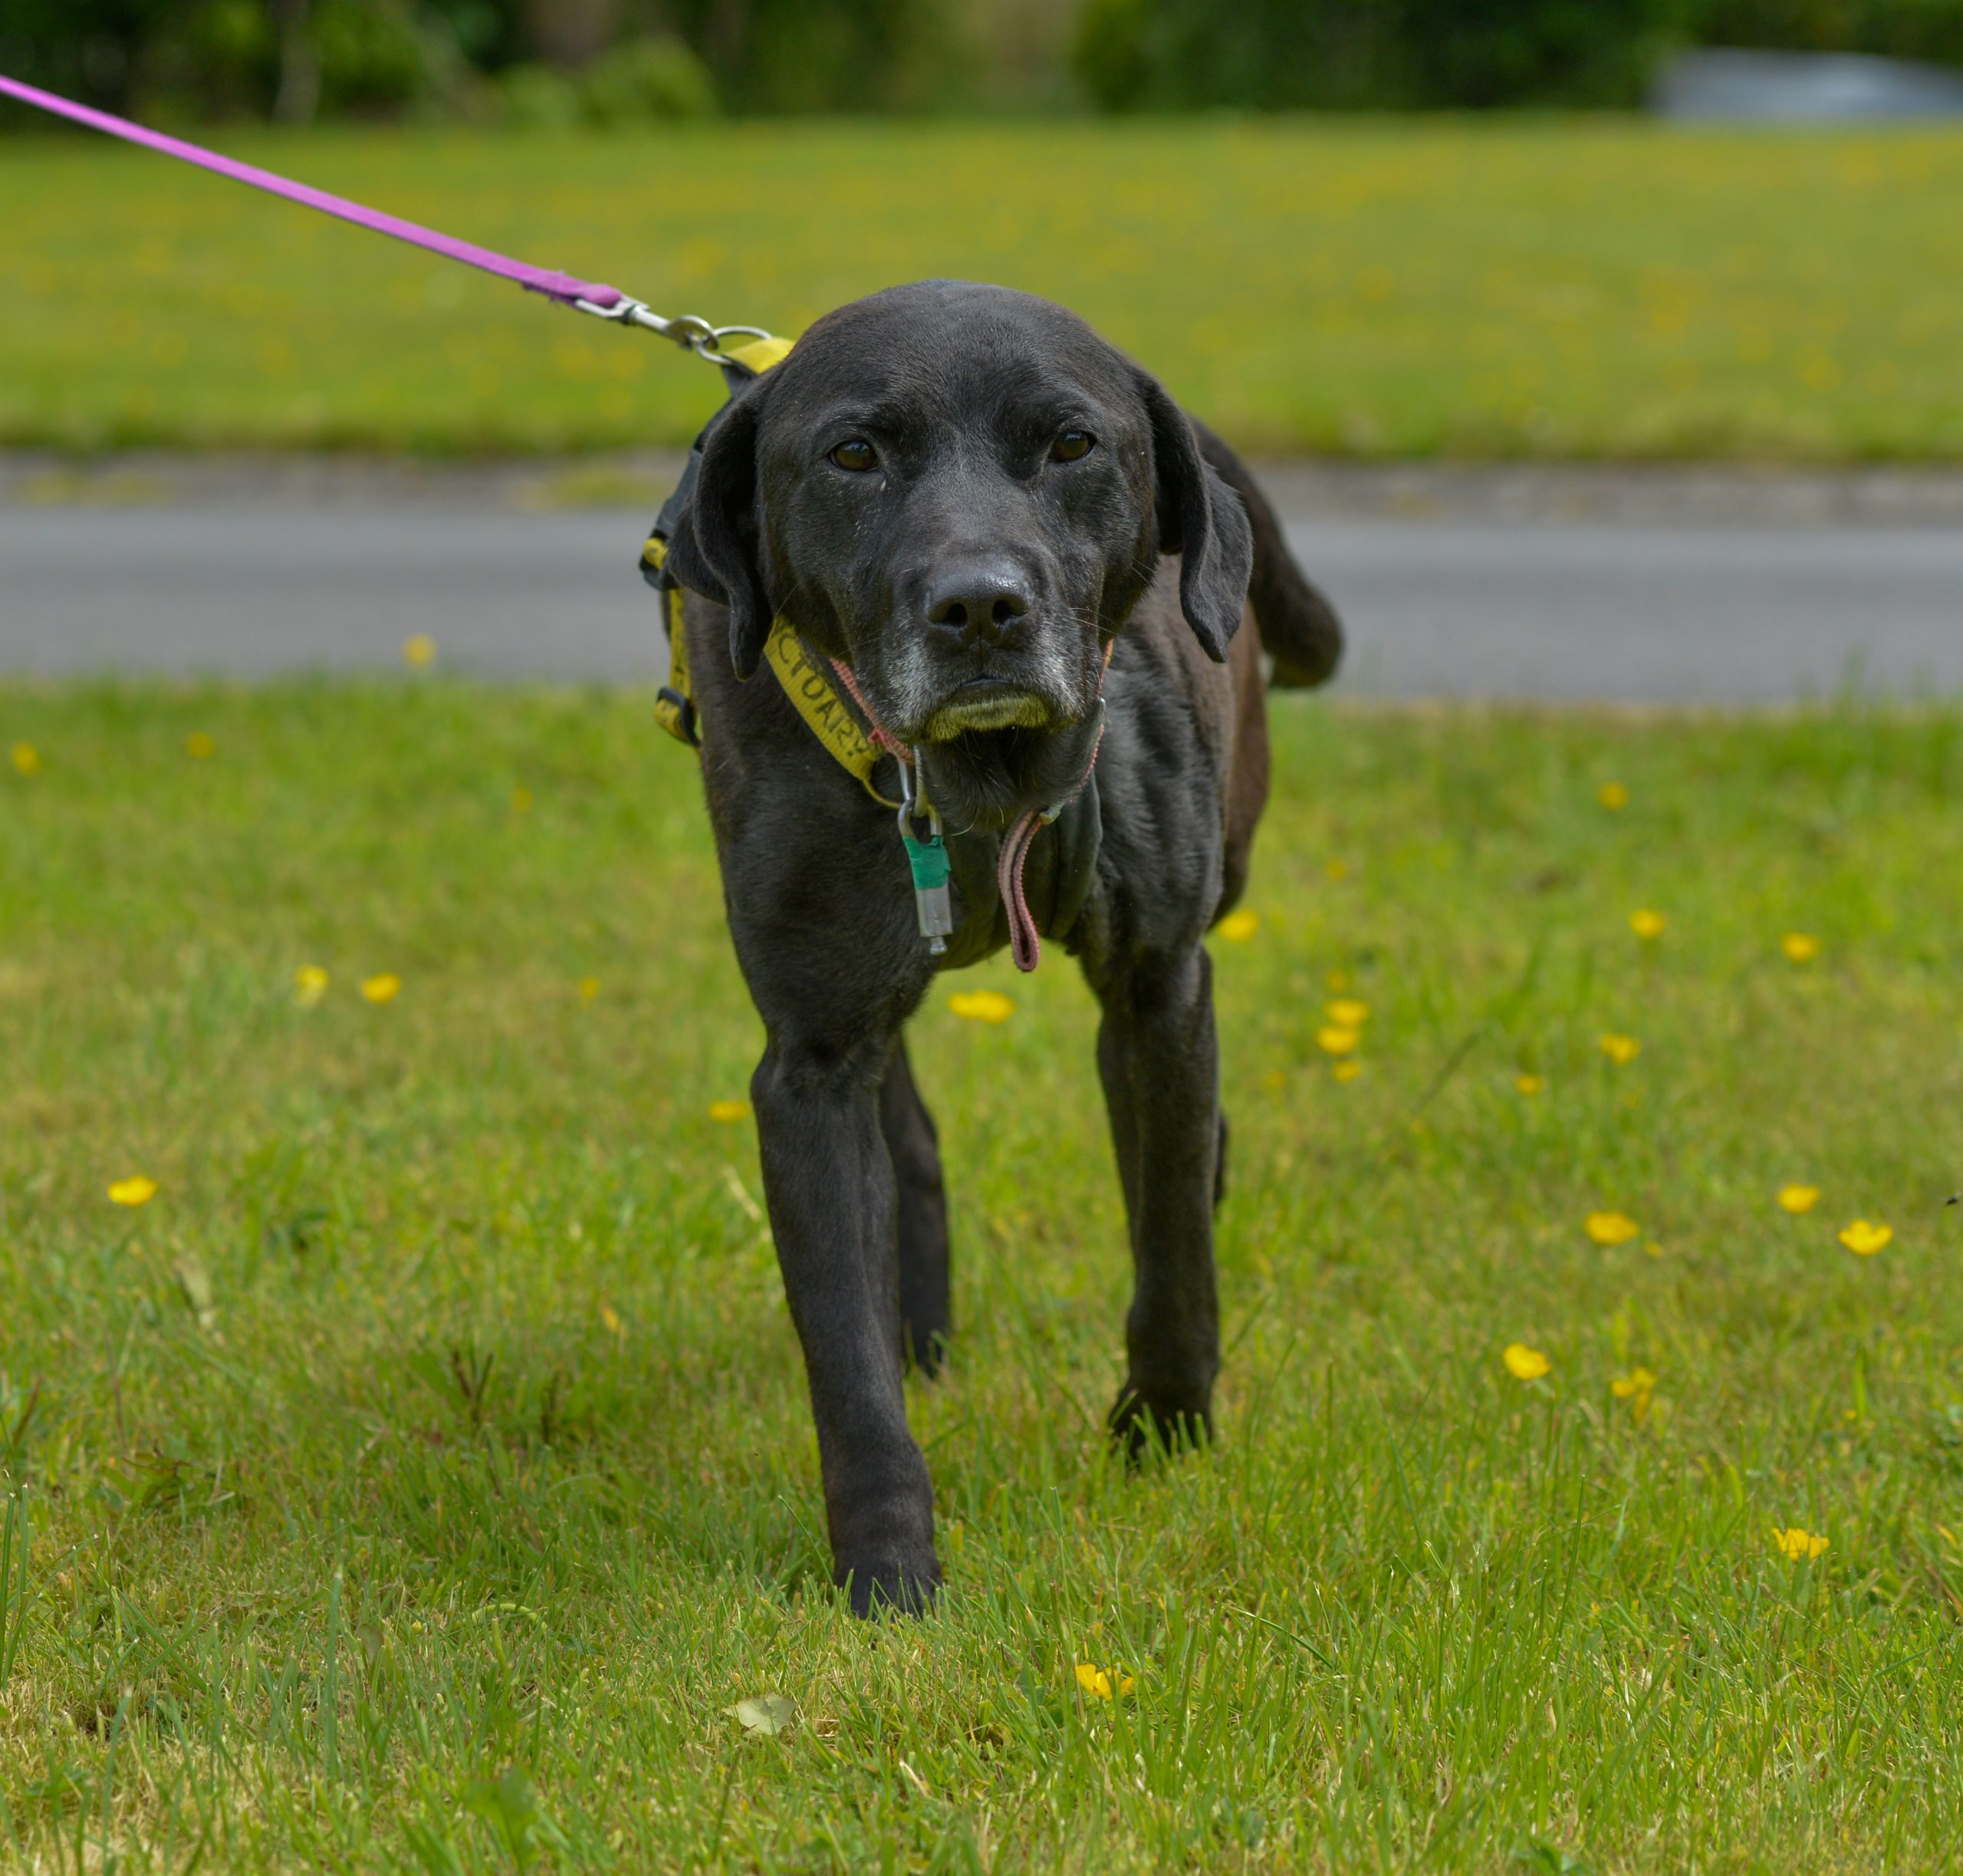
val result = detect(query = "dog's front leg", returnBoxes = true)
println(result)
[751,1028,940,1615]
[1094,943,1222,1456]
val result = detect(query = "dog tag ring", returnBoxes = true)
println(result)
[903,817,955,953]
[898,757,955,954]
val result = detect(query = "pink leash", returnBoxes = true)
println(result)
[0,73,763,355]
[993,714,1106,973]
[827,659,916,768]
[2,67,1110,969]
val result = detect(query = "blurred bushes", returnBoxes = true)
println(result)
[1074,0,1963,109]
[0,0,715,124]
[7,0,1963,125]
[1073,0,1663,109]
[497,37,717,127]
[0,0,960,123]
[1695,0,1963,62]
[577,35,716,122]
[666,0,972,113]
[1,0,475,121]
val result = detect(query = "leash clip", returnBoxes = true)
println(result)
[898,755,955,956]
[571,295,775,369]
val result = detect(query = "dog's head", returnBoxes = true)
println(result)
[667,281,1252,751]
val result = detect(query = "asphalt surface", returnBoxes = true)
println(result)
[4,461,1960,701]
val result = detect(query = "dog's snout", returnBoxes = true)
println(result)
[922,561,1033,645]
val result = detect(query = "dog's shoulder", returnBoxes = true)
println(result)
[1108,561,1246,769]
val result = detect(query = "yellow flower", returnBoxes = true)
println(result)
[1777,1184,1820,1216]
[1317,1025,1360,1057]
[1599,1033,1640,1065]
[1585,1211,1640,1247]
[185,732,215,760]
[511,786,533,814]
[402,634,436,668]
[294,964,329,1007]
[600,1302,623,1338]
[1332,1058,1363,1083]
[12,742,41,776]
[1774,1526,1829,1562]
[1074,1662,1134,1700]
[1215,908,1259,942]
[577,976,600,1001]
[1611,1366,1658,1424]
[1629,909,1666,940]
[1503,1343,1550,1381]
[708,1098,751,1123]
[1326,998,1370,1027]
[949,989,1014,1024]
[108,1176,158,1207]
[361,973,401,1005]
[1515,1072,1544,1096]
[1781,932,1821,964]
[1323,858,1350,882]
[1838,1219,1892,1257]
[1598,782,1629,811]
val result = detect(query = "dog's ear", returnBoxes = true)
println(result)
[1137,370,1254,663]
[665,378,774,680]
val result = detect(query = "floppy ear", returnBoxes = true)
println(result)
[664,379,774,680]
[1136,370,1254,663]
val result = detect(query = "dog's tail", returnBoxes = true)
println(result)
[1193,420,1343,690]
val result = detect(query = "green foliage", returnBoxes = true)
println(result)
[309,0,448,117]
[0,0,971,123]
[4,682,1963,1866]
[0,0,475,123]
[1074,0,1682,110]
[12,0,1963,127]
[1695,0,1963,61]
[1071,0,1963,110]
[572,36,718,125]
[493,39,717,129]
[1402,0,1683,105]
[491,60,584,129]
[664,0,972,113]
[0,0,189,113]
[3,120,1961,461]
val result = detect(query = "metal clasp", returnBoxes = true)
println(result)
[897,753,954,955]
[570,296,774,369]
[896,753,945,849]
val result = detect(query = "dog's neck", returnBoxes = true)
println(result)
[912,713,1103,838]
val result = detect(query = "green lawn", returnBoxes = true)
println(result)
[2,118,1963,459]
[4,683,1963,1871]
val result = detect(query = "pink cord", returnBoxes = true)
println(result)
[830,642,1112,972]
[997,811,1047,973]
[997,707,1107,973]
[827,658,914,764]
[0,73,621,309]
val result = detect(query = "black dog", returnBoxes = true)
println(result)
[666,281,1340,1614]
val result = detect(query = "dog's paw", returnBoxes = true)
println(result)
[901,1324,950,1381]
[835,1553,941,1619]
[1109,1387,1213,1466]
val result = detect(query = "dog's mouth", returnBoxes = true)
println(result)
[918,676,1057,740]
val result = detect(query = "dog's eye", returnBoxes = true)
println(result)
[1051,430,1095,462]
[829,439,878,472]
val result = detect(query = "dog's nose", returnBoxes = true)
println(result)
[922,561,1033,646]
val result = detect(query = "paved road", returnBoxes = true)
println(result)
[4,476,1959,700]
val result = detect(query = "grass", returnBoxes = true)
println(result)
[2,117,1963,460]
[3,681,1963,1871]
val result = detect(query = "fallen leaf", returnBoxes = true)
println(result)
[726,1693,795,1736]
